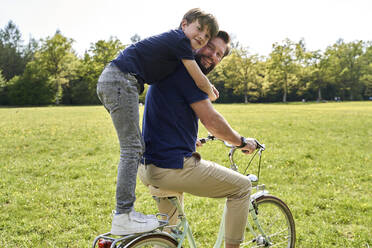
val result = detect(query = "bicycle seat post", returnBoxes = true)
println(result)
[167,197,197,248]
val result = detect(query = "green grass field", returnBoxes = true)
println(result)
[1,102,371,247]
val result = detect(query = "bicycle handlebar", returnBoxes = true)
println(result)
[199,135,265,151]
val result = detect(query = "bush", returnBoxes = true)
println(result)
[8,71,54,105]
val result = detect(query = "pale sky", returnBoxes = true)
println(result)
[1,0,371,57]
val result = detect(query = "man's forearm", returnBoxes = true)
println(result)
[203,111,242,146]
[191,99,242,146]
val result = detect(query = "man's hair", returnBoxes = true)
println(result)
[179,8,219,39]
[216,30,231,57]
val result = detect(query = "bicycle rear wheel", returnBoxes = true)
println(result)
[123,233,178,248]
[242,195,295,247]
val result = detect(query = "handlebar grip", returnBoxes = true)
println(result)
[198,135,215,144]
[255,139,265,150]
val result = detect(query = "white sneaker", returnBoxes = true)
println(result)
[111,210,159,235]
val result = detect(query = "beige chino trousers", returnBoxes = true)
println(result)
[138,152,251,245]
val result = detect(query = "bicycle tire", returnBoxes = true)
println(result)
[243,195,296,248]
[123,233,178,248]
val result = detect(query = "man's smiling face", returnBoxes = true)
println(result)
[195,37,227,74]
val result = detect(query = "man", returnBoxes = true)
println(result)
[139,31,257,248]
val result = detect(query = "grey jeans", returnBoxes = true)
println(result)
[97,63,144,214]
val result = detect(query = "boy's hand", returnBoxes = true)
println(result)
[212,84,219,99]
[209,84,219,101]
[209,91,217,101]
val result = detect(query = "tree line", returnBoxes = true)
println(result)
[0,20,371,106]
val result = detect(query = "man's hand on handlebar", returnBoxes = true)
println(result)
[240,138,257,154]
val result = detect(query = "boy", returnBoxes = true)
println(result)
[96,8,219,235]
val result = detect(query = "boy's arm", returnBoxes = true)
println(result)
[182,59,218,101]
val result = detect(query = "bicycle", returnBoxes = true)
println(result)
[92,135,296,247]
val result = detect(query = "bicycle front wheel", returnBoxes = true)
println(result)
[243,195,296,247]
[123,233,178,248]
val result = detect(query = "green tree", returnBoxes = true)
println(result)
[7,60,54,105]
[360,42,372,98]
[36,31,79,104]
[0,69,10,104]
[23,36,39,63]
[0,70,5,84]
[207,67,241,103]
[0,20,26,81]
[213,47,263,103]
[68,37,125,104]
[324,39,365,100]
[88,38,124,69]
[266,38,299,102]
[297,49,331,101]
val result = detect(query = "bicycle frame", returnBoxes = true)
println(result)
[92,136,276,248]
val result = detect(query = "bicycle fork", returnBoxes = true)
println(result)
[243,187,272,247]
[247,200,272,246]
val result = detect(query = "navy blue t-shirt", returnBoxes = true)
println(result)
[112,29,195,84]
[142,64,209,169]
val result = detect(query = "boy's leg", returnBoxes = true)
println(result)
[97,64,158,234]
[109,77,142,214]
[98,63,143,213]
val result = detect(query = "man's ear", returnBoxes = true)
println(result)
[181,19,188,31]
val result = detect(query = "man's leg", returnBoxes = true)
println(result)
[140,153,251,245]
[138,166,183,232]
[97,64,158,235]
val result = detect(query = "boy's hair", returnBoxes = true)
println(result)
[216,30,231,57]
[179,8,219,39]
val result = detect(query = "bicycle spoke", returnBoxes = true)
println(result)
[268,228,289,239]
[267,239,290,247]
[240,240,254,247]
[267,212,283,228]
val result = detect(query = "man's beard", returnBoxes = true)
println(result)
[195,54,215,75]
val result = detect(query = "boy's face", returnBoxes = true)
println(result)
[181,19,210,50]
